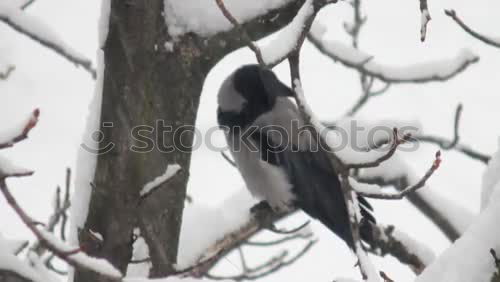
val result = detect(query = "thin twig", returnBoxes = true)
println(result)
[419,0,431,42]
[245,232,312,247]
[267,221,310,235]
[346,128,412,170]
[0,65,15,80]
[214,0,265,66]
[413,103,490,164]
[20,0,36,10]
[354,151,441,200]
[44,254,68,275]
[0,109,40,150]
[204,240,316,281]
[32,168,72,255]
[445,10,500,49]
[221,151,237,167]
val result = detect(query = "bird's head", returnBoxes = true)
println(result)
[217,64,294,121]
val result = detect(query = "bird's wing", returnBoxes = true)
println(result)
[251,98,374,249]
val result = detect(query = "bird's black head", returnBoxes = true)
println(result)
[232,64,294,105]
[217,64,294,128]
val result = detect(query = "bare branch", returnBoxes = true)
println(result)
[44,254,68,275]
[267,220,310,235]
[353,151,441,200]
[0,65,15,80]
[221,151,237,167]
[245,231,312,247]
[204,240,316,281]
[357,174,461,241]
[441,103,462,150]
[214,0,265,65]
[20,0,36,10]
[32,168,72,255]
[445,9,500,49]
[419,0,431,42]
[0,109,40,150]
[346,128,412,170]
[491,249,500,267]
[414,103,490,164]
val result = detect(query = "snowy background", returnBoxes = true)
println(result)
[1,0,499,281]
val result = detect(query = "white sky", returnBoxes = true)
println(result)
[0,0,499,281]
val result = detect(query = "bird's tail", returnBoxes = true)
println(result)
[318,194,376,250]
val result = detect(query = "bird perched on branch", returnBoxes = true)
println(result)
[217,64,375,249]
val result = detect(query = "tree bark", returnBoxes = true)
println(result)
[73,1,305,281]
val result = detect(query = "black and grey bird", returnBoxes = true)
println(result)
[217,64,375,249]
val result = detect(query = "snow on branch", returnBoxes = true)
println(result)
[308,22,479,83]
[415,188,500,282]
[445,9,500,49]
[214,0,330,67]
[0,234,47,282]
[257,0,319,66]
[165,0,295,37]
[350,151,440,200]
[0,2,96,78]
[214,0,266,65]
[140,164,182,198]
[358,154,474,241]
[0,108,39,150]
[370,224,435,274]
[0,176,122,280]
[174,191,310,278]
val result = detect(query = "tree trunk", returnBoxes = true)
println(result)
[73,1,304,281]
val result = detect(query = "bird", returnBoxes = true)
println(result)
[216,64,375,249]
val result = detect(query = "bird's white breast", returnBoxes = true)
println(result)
[226,131,295,212]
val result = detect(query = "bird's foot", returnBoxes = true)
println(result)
[250,200,272,214]
[250,201,276,229]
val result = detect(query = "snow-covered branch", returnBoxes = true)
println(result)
[0,177,122,280]
[308,22,479,83]
[214,0,330,67]
[213,0,266,65]
[0,2,96,78]
[415,184,500,282]
[445,9,500,49]
[140,164,182,199]
[350,151,441,200]
[358,154,474,241]
[369,224,435,274]
[257,0,325,66]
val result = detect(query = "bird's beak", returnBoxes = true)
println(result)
[259,68,294,97]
